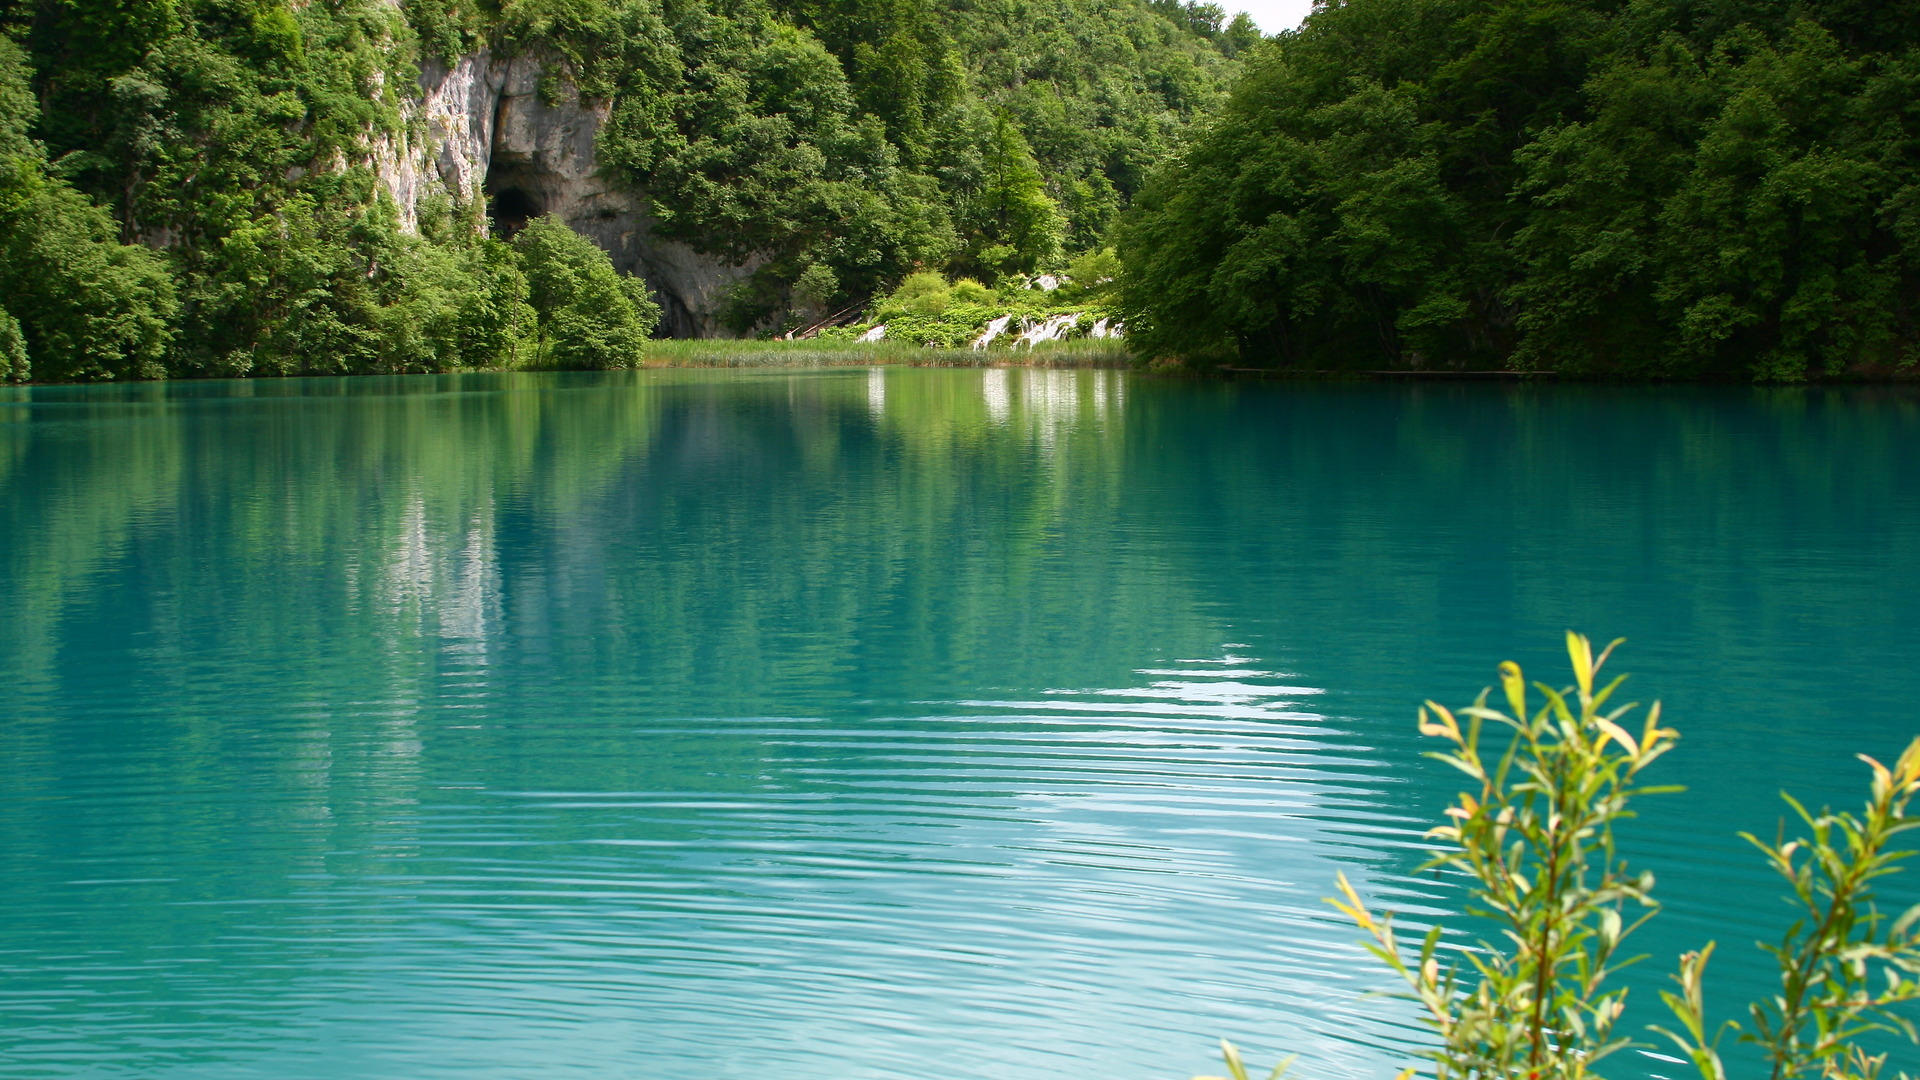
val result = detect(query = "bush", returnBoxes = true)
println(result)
[375,238,535,372]
[0,36,176,382]
[0,305,27,382]
[949,277,993,304]
[793,263,841,310]
[873,271,956,319]
[513,215,661,369]
[0,164,178,381]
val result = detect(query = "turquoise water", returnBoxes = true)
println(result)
[1,369,1916,1079]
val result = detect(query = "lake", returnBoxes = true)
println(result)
[2,369,1916,1078]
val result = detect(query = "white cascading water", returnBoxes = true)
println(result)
[971,314,1013,350]
[860,324,887,342]
[1015,313,1079,348]
[1089,317,1110,339]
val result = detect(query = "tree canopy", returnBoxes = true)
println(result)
[1118,0,1920,379]
[0,0,1243,379]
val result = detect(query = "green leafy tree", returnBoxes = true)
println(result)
[965,113,1065,277]
[0,304,27,382]
[0,35,176,382]
[514,215,660,368]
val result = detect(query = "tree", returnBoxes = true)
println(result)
[0,35,176,382]
[513,215,660,369]
[967,113,1066,277]
[1119,0,1920,378]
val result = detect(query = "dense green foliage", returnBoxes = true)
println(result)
[0,35,175,382]
[515,215,660,367]
[1120,0,1920,378]
[516,0,1243,323]
[0,0,1239,380]
[0,0,597,378]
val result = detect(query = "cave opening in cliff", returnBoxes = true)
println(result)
[487,187,540,241]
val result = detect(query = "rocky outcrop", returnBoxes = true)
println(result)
[372,50,759,338]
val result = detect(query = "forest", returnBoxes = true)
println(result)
[7,0,1920,380]
[0,0,1245,380]
[1120,0,1920,378]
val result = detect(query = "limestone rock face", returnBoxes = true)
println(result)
[374,50,758,338]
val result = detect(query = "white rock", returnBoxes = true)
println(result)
[358,51,764,338]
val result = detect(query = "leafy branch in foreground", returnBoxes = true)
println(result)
[1330,633,1679,1080]
[1658,740,1920,1080]
[1204,635,1920,1080]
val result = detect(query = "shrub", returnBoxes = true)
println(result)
[0,165,178,381]
[513,216,661,369]
[793,263,841,310]
[875,270,954,318]
[949,277,994,304]
[375,238,534,372]
[0,36,176,382]
[0,305,26,382]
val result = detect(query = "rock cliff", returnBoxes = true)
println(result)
[373,50,759,338]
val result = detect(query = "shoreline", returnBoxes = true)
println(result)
[17,343,1920,385]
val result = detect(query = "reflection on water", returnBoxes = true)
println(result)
[2,372,1919,1079]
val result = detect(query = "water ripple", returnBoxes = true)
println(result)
[1,654,1435,1080]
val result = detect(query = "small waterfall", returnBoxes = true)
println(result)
[860,324,887,343]
[1034,273,1061,291]
[1089,317,1111,339]
[971,314,1014,351]
[1015,313,1079,348]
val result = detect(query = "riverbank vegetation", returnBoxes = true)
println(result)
[814,250,1123,347]
[0,0,1238,382]
[641,336,1128,367]
[18,0,1920,383]
[1218,635,1920,1080]
[1120,0,1920,380]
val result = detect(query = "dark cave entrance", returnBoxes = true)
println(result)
[487,187,540,241]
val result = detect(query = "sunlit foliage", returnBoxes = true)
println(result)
[0,0,1240,378]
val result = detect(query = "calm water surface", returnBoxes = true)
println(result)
[2,370,1917,1078]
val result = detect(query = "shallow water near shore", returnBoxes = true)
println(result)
[2,369,1917,1079]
